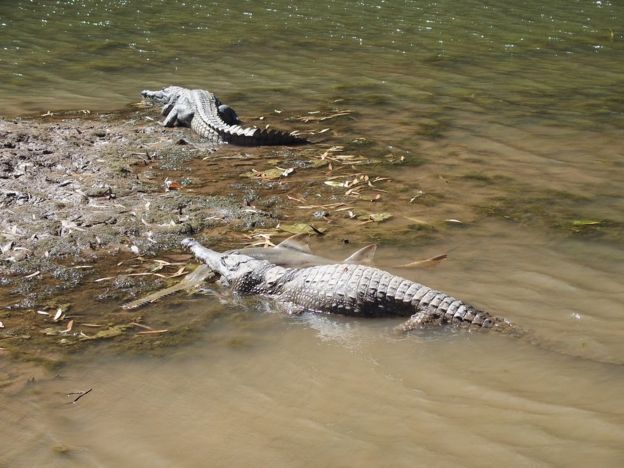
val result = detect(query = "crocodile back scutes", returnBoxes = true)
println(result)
[277,263,512,330]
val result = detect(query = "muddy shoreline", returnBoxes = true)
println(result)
[0,106,292,364]
[3,102,622,372]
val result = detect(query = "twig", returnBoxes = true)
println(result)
[67,388,93,404]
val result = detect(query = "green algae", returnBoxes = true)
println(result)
[477,190,623,241]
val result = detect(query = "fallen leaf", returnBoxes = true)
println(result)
[79,324,129,341]
[368,212,392,223]
[53,308,64,322]
[242,167,295,180]
[61,320,74,334]
[324,180,346,188]
[165,179,182,191]
[409,190,425,202]
[279,223,326,236]
[95,276,114,283]
[570,219,601,226]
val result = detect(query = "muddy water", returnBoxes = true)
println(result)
[2,0,624,466]
[2,227,624,467]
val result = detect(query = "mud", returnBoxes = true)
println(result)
[0,106,281,361]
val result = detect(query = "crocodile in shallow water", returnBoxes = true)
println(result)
[141,86,308,146]
[168,238,620,364]
[182,238,514,333]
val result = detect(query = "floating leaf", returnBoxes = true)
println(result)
[242,167,295,180]
[79,324,129,341]
[368,212,393,223]
[570,219,601,226]
[279,223,326,236]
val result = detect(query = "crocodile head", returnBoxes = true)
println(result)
[182,238,286,292]
[141,86,186,105]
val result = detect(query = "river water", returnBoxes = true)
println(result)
[1,0,624,466]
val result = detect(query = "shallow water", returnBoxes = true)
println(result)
[2,227,624,467]
[2,0,624,466]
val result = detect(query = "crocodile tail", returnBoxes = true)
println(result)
[224,127,309,146]
[399,288,622,366]
[397,287,516,333]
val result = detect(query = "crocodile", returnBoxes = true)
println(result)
[141,86,308,146]
[182,238,514,332]
[121,235,375,310]
[178,239,622,364]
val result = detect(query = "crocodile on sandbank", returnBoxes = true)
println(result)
[141,86,309,146]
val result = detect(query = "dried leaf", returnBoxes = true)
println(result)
[61,320,74,334]
[137,329,169,335]
[53,308,63,322]
[324,180,346,188]
[164,180,182,191]
[296,203,345,210]
[409,190,425,202]
[296,111,352,123]
[95,276,114,283]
